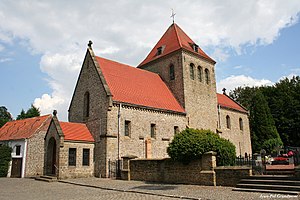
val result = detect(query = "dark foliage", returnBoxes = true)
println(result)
[167,128,236,166]
[0,145,12,177]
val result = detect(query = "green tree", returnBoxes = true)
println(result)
[230,76,300,148]
[249,90,282,153]
[0,145,12,177]
[0,106,12,128]
[167,128,236,166]
[16,104,40,120]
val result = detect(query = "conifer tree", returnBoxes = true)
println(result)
[249,90,282,152]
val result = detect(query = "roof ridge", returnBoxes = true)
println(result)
[173,23,183,48]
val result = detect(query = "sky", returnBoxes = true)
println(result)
[0,1,300,121]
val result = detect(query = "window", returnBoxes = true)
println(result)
[151,124,156,138]
[205,69,210,84]
[197,66,202,82]
[174,126,179,135]
[190,63,195,80]
[192,43,199,52]
[169,64,175,80]
[84,92,90,118]
[239,118,243,131]
[124,120,131,136]
[226,115,231,129]
[16,145,21,156]
[69,148,76,166]
[82,149,90,166]
[157,47,163,55]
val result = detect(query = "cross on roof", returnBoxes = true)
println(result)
[171,9,176,24]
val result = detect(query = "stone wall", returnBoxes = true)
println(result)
[215,166,252,187]
[218,107,252,156]
[128,152,216,186]
[58,141,94,179]
[106,104,187,166]
[68,49,110,177]
[140,50,218,131]
[26,130,47,177]
[182,51,218,131]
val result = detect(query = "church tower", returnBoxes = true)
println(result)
[138,23,218,131]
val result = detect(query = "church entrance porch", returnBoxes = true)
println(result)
[45,137,57,176]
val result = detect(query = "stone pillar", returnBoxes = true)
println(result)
[202,151,217,170]
[200,151,217,186]
[121,155,137,180]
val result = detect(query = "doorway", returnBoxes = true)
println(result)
[46,137,57,176]
[11,158,22,178]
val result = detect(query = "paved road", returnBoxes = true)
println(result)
[0,177,291,200]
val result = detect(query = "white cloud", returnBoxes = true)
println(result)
[0,1,299,120]
[217,75,274,93]
[211,48,229,62]
[0,58,12,63]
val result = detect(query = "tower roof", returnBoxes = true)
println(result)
[95,56,185,113]
[138,23,215,67]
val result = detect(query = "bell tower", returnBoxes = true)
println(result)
[138,23,218,131]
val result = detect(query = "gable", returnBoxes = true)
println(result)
[0,115,52,141]
[138,23,215,67]
[96,56,185,113]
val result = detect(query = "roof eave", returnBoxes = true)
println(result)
[113,101,186,115]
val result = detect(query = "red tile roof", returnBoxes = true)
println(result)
[96,56,185,113]
[0,115,52,141]
[138,23,215,67]
[217,93,247,113]
[60,122,94,142]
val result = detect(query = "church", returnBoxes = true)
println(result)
[68,22,252,178]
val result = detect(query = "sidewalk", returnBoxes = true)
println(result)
[59,178,265,200]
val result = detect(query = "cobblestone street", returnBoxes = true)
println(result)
[0,177,274,200]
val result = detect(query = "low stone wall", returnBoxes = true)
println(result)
[215,166,252,187]
[128,152,216,186]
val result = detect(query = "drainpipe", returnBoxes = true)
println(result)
[117,103,121,178]
[218,105,221,129]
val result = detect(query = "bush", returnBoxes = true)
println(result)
[0,145,12,177]
[167,128,236,166]
[261,137,283,154]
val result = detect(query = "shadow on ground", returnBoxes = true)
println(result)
[131,184,177,191]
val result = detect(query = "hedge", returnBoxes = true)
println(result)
[167,128,236,166]
[0,145,12,177]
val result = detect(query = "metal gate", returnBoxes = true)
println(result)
[108,159,121,178]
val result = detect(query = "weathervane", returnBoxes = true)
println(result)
[171,9,176,24]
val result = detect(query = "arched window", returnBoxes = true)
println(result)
[239,118,243,131]
[190,63,195,80]
[84,91,90,118]
[205,68,210,84]
[169,64,175,80]
[226,115,231,129]
[197,66,202,82]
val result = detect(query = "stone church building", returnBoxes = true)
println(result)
[68,23,252,178]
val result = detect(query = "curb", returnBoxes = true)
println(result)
[58,180,206,200]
